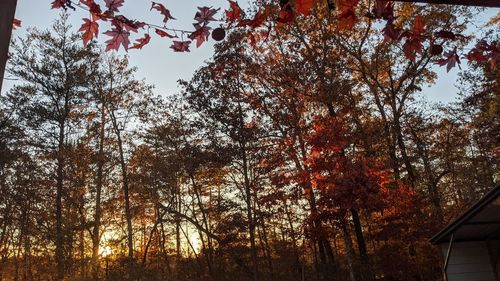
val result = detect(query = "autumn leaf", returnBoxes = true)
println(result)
[466,40,490,63]
[372,1,394,20]
[155,28,176,38]
[189,23,211,48]
[80,0,102,15]
[466,49,488,63]
[170,41,191,52]
[79,18,99,46]
[436,48,461,72]
[225,0,242,26]
[413,15,425,36]
[151,2,176,23]
[12,18,21,29]
[195,6,220,24]
[104,0,124,12]
[238,8,270,29]
[104,27,131,51]
[337,8,357,30]
[403,38,423,61]
[295,0,318,16]
[51,0,67,9]
[336,0,359,30]
[401,15,426,61]
[466,40,500,69]
[130,34,151,49]
[112,16,145,33]
[277,3,295,25]
[382,20,400,42]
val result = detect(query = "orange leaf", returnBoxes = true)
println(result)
[295,0,318,16]
[155,28,176,38]
[413,15,425,36]
[225,0,242,26]
[130,34,151,49]
[277,3,295,25]
[79,18,99,46]
[337,8,357,30]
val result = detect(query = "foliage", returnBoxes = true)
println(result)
[1,9,498,281]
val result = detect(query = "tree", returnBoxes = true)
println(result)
[95,54,152,278]
[181,36,265,281]
[6,14,99,280]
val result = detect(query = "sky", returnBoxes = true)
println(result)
[6,1,500,103]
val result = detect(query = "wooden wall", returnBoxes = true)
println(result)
[441,241,499,281]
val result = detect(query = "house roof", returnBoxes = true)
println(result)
[430,184,500,244]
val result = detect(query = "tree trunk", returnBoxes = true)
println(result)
[241,140,259,281]
[393,113,416,185]
[55,121,65,281]
[295,131,336,270]
[110,110,134,275]
[341,223,358,281]
[118,132,134,262]
[351,209,373,281]
[92,102,105,281]
[284,198,302,280]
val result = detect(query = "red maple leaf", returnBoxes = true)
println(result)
[80,0,102,15]
[372,1,394,20]
[403,37,423,61]
[130,34,151,49]
[467,40,500,69]
[51,0,67,9]
[189,23,211,48]
[277,3,295,25]
[436,48,461,72]
[79,18,99,46]
[401,15,426,61]
[382,20,400,42]
[238,8,270,29]
[466,40,489,63]
[336,0,359,30]
[104,0,124,12]
[151,2,176,23]
[112,16,145,33]
[295,0,318,16]
[155,28,176,38]
[225,0,242,26]
[413,15,425,36]
[12,18,21,29]
[194,6,220,24]
[170,41,191,52]
[104,27,131,51]
[337,8,357,30]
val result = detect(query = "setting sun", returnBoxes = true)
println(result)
[99,246,112,257]
[189,235,202,254]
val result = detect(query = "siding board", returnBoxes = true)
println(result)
[440,241,497,281]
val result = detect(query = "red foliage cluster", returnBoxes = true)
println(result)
[467,40,500,68]
[306,116,388,218]
[50,0,221,52]
[46,0,500,68]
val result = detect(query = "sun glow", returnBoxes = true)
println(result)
[99,245,112,257]
[189,235,202,253]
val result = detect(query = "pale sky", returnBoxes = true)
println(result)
[6,1,500,103]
